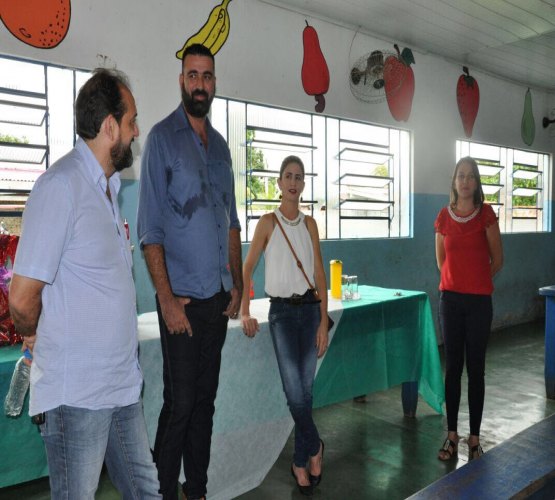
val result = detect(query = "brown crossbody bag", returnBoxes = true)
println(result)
[273,213,334,332]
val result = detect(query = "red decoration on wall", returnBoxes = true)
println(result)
[384,44,415,122]
[0,234,20,346]
[457,66,480,138]
[301,21,330,113]
[0,0,71,49]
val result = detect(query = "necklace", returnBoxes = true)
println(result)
[448,205,479,223]
[280,213,302,226]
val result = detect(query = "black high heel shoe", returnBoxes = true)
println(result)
[309,439,325,487]
[291,464,313,496]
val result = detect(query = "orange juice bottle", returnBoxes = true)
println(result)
[330,260,342,299]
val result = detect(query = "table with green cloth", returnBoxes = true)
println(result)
[0,286,444,496]
[313,285,445,414]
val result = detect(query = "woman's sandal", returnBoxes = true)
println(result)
[468,443,484,461]
[438,438,458,461]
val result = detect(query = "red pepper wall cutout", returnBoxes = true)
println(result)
[457,66,480,138]
[383,44,415,122]
[0,0,71,49]
[301,21,330,113]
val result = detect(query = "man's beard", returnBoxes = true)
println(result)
[181,84,214,118]
[111,138,134,172]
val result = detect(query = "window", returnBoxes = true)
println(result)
[0,55,90,232]
[456,140,552,233]
[212,97,412,242]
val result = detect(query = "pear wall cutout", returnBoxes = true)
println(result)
[301,21,330,113]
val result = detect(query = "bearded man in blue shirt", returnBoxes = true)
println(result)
[137,44,243,500]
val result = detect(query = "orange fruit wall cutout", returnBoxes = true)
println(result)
[0,0,71,49]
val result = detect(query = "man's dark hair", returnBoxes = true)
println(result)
[75,68,131,140]
[181,43,215,69]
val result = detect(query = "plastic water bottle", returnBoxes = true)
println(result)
[4,348,32,417]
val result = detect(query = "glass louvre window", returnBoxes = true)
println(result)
[212,97,412,242]
[456,140,551,233]
[0,55,91,222]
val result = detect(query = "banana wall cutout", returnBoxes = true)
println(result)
[0,0,71,49]
[176,0,232,59]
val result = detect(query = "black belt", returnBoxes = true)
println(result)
[269,289,321,306]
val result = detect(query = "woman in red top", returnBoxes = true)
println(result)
[435,156,503,461]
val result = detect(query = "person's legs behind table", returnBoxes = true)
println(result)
[39,405,116,500]
[153,291,229,500]
[104,400,161,499]
[269,301,321,467]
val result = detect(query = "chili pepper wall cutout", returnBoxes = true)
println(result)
[176,0,232,58]
[383,44,415,122]
[0,0,71,49]
[301,21,330,113]
[456,66,480,138]
[521,88,535,146]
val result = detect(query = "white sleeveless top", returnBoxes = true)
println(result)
[265,208,315,297]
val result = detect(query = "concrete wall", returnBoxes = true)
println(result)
[2,0,554,329]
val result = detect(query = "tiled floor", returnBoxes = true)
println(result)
[1,320,553,499]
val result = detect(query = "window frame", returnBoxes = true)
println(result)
[456,139,552,234]
[0,54,91,218]
[212,96,413,242]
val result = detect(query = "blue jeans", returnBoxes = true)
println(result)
[269,301,321,467]
[39,402,161,500]
[154,290,230,500]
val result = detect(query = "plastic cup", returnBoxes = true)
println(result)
[342,274,351,300]
[349,275,359,300]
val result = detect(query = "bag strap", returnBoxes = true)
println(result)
[273,212,315,290]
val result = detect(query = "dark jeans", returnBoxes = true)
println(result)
[268,301,321,467]
[153,290,230,500]
[439,291,492,436]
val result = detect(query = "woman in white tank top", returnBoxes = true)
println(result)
[241,155,329,496]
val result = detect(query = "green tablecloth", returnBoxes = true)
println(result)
[313,286,445,414]
[0,345,48,488]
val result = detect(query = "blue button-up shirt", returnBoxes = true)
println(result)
[137,105,240,299]
[14,138,142,415]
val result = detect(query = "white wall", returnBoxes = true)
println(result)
[2,0,553,187]
[3,0,555,324]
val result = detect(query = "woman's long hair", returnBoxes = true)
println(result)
[450,156,485,208]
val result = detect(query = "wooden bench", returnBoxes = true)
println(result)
[408,414,555,499]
